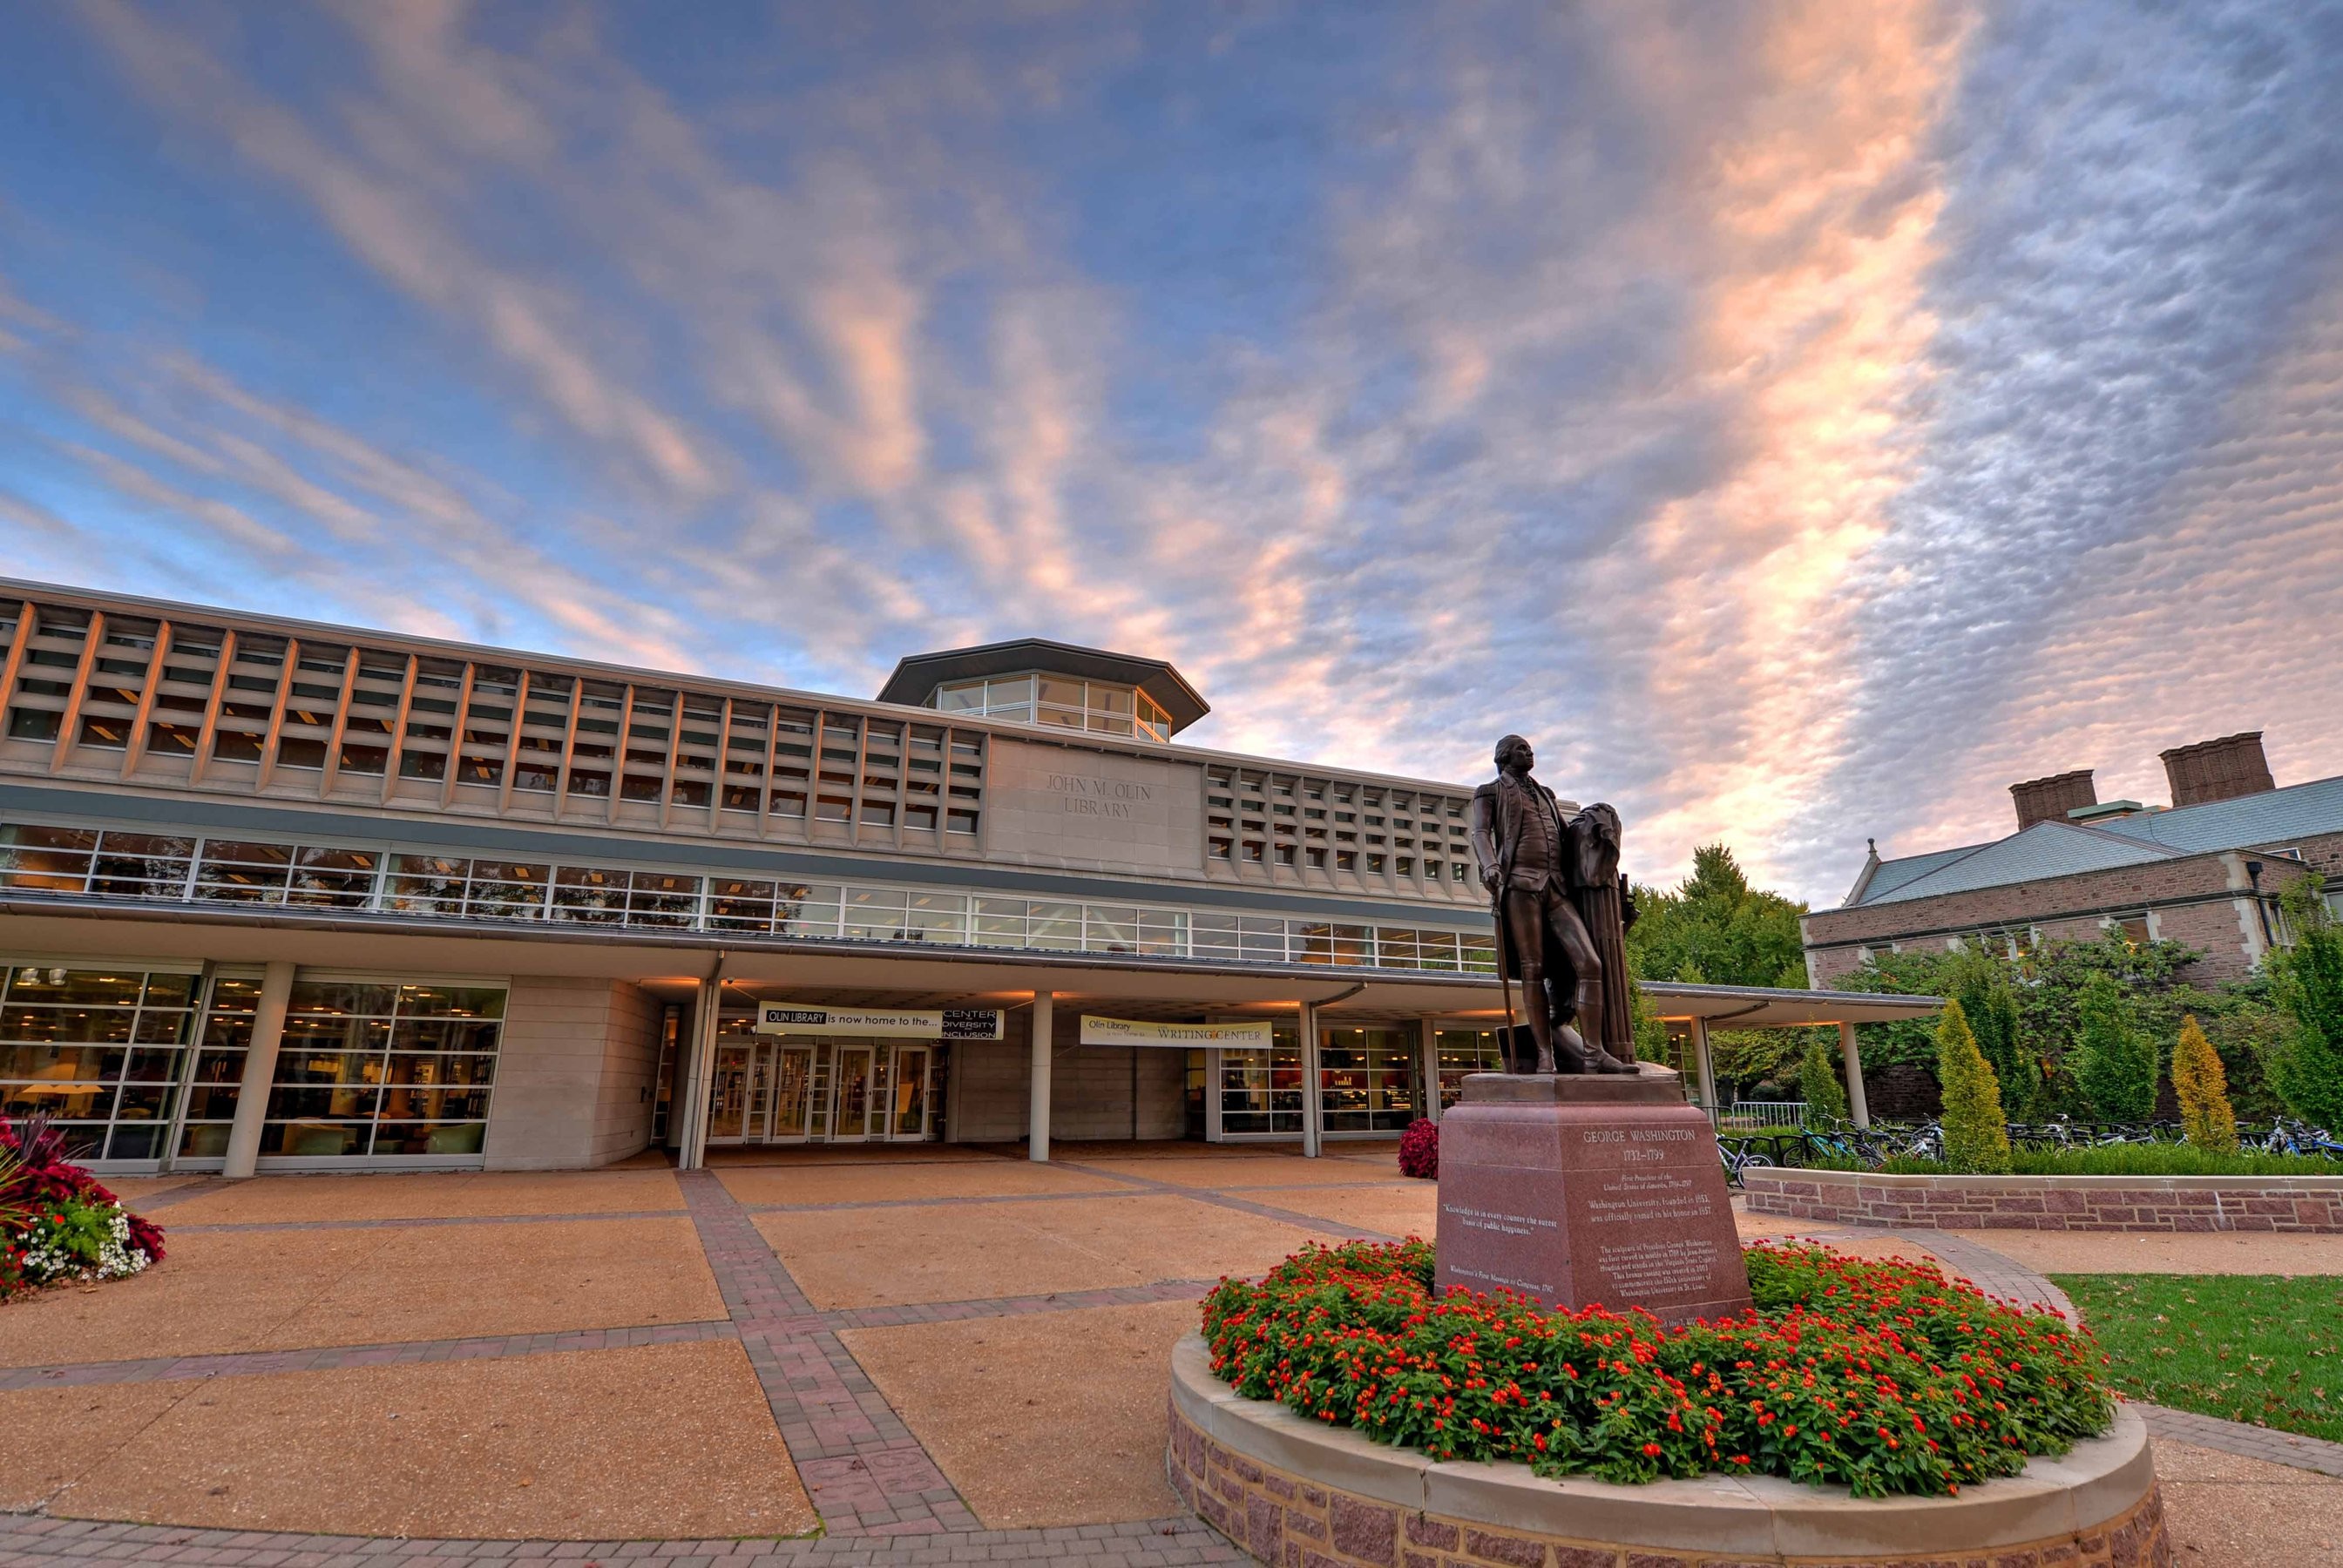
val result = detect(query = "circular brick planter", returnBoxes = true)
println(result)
[1167,1335,2164,1568]
[1743,1166,2343,1233]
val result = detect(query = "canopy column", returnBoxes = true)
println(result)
[1028,990,1054,1162]
[1688,1015,1718,1124]
[1299,1001,1324,1159]
[1418,1017,1440,1124]
[1837,1020,1871,1129]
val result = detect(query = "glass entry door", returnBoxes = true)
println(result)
[769,1047,814,1139]
[708,1044,754,1142]
[832,1045,875,1139]
[889,1046,931,1139]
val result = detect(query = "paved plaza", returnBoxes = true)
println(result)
[3,1146,2343,1564]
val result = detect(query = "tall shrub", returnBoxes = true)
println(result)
[1935,999,2011,1173]
[2272,879,2343,1129]
[1797,1032,1850,1123]
[2170,1015,2238,1153]
[2072,975,2157,1123]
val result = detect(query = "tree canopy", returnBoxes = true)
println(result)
[1627,844,1811,990]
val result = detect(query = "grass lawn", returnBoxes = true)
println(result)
[2054,1274,2343,1443]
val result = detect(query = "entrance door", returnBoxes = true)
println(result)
[769,1048,815,1140]
[832,1045,876,1140]
[708,1044,753,1142]
[888,1046,931,1139]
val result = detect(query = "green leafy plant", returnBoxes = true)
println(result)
[1935,999,2012,1173]
[1202,1239,2111,1498]
[2171,1015,2238,1154]
[1797,1034,1849,1123]
[2271,878,2343,1130]
[2072,976,2158,1124]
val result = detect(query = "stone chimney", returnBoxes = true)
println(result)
[2010,768,2097,831]
[2161,731,2276,808]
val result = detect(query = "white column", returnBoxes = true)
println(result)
[1203,1047,1224,1143]
[1419,1017,1441,1124]
[1689,1016,1717,1125]
[222,960,295,1179]
[1300,1002,1324,1159]
[677,970,725,1170]
[1837,1020,1872,1130]
[1028,990,1053,1162]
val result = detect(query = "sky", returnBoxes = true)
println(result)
[3,1,2340,908]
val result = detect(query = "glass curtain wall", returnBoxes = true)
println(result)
[1318,1027,1421,1133]
[0,963,200,1160]
[1435,1028,1506,1110]
[1216,1026,1304,1136]
[264,981,504,1158]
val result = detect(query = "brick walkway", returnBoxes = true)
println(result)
[1053,1159,1404,1243]
[0,1513,1247,1565]
[675,1170,982,1538]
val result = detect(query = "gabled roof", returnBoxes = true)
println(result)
[1845,770,2343,909]
[1852,821,2181,908]
[874,638,1209,733]
[2088,772,2343,855]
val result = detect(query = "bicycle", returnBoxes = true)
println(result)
[1718,1141,1776,1186]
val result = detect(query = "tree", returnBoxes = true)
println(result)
[1798,1033,1850,1124]
[1935,999,2011,1173]
[2072,975,2158,1124]
[2170,1015,2238,1153]
[1952,953,2039,1120]
[2271,877,2343,1129]
[1627,844,1810,990]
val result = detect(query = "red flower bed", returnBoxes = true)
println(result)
[1202,1239,2111,1498]
[3,1114,167,1299]
[1398,1119,1439,1179]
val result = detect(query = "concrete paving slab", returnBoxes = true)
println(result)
[259,1218,723,1348]
[48,1340,816,1541]
[757,1194,1332,1309]
[1946,1227,2343,1276]
[717,1161,1123,1207]
[1072,1155,1412,1189]
[705,1145,997,1166]
[1237,1184,1439,1240]
[2155,1438,2343,1559]
[0,1384,191,1510]
[160,1170,685,1225]
[0,1230,391,1366]
[839,1301,1195,1528]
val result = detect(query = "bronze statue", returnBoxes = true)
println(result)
[1469,736,1635,1075]
[1567,802,1638,1061]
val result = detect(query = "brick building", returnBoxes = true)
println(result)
[1804,732,2343,987]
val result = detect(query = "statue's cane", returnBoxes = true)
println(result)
[1490,886,1520,1071]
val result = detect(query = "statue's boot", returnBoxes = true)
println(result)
[1565,970,1640,1068]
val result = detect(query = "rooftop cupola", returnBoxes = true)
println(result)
[875,638,1208,742]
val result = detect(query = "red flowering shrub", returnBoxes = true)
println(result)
[1202,1239,2111,1498]
[2,1114,166,1299]
[1397,1119,1439,1179]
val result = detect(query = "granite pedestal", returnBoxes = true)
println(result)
[1433,1066,1752,1324]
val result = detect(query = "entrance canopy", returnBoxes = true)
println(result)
[1639,981,1943,1028]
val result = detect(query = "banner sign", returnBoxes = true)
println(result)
[756,1004,1004,1041]
[1079,1015,1276,1049]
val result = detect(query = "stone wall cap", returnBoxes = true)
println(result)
[1742,1168,2343,1193]
[1171,1333,2152,1553]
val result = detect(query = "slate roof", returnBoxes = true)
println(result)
[1845,770,2343,909]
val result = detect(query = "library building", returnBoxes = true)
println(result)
[0,579,1926,1174]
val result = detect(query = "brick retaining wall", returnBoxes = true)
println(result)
[1743,1167,2343,1232]
[1167,1335,2167,1568]
[1168,1396,2168,1568]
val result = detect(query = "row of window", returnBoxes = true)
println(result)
[1215,1027,1505,1136]
[0,963,504,1163]
[1203,764,1475,889]
[0,821,1498,974]
[0,600,986,840]
[930,674,1173,743]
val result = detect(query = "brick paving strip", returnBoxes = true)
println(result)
[674,1168,985,1538]
[0,1281,1221,1394]
[0,1512,1247,1565]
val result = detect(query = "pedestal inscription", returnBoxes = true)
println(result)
[1433,1068,1751,1325]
